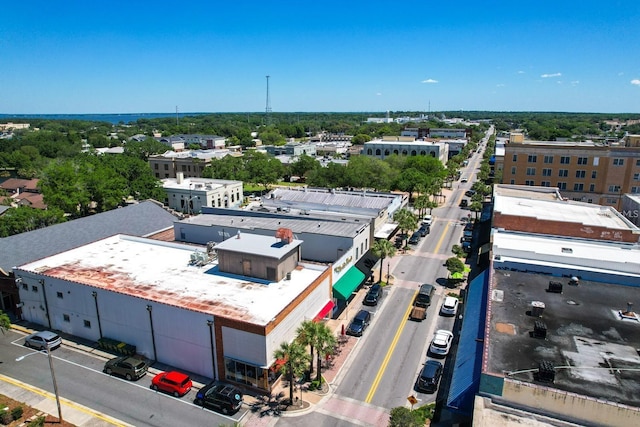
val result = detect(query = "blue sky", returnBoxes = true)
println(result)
[2,1,639,114]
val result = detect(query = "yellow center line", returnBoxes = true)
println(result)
[365,221,452,403]
[365,289,417,403]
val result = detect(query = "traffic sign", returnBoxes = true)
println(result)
[407,395,418,405]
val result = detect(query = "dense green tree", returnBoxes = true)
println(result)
[388,406,423,427]
[314,323,336,383]
[296,320,320,376]
[289,154,321,179]
[394,208,418,237]
[244,151,286,191]
[124,138,169,161]
[446,256,465,275]
[0,206,66,237]
[350,134,371,144]
[203,156,248,181]
[0,310,10,333]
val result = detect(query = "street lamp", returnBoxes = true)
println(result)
[16,346,63,423]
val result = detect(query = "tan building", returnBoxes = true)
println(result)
[149,149,239,179]
[501,141,640,209]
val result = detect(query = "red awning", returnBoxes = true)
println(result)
[314,301,335,322]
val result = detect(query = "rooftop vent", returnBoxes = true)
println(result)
[275,227,294,244]
[532,320,547,339]
[547,281,563,294]
[537,361,555,383]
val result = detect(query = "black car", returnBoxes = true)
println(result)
[465,189,476,197]
[346,310,371,336]
[363,284,382,306]
[464,222,474,232]
[415,360,443,393]
[408,231,421,245]
[418,224,430,237]
[194,381,244,415]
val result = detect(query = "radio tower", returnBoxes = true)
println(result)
[265,75,272,125]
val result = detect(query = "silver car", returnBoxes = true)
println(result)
[24,331,62,350]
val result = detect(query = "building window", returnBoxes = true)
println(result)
[589,183,595,192]
[542,168,552,176]
[592,171,597,179]
[593,157,599,166]
[633,173,640,180]
[636,159,640,166]
[613,158,624,166]
[56,291,63,299]
[22,283,28,290]
[608,185,621,192]
[154,164,158,170]
[558,169,568,177]
[575,170,586,178]
[83,320,91,328]
[63,314,70,322]
[527,155,537,163]
[587,199,593,203]
[512,154,517,162]
[560,156,570,164]
[511,166,516,175]
[164,164,168,170]
[577,157,588,165]
[543,155,554,164]
[32,286,38,293]
[631,187,640,193]
[557,182,567,190]
[606,198,617,204]
[525,180,535,186]
[573,183,584,191]
[541,181,551,187]
[510,179,515,184]
[526,167,536,176]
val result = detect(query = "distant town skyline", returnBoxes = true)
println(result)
[2,1,639,114]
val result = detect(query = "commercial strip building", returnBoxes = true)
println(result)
[446,184,640,426]
[14,233,331,391]
[501,136,640,210]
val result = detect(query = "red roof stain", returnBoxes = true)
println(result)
[40,262,253,321]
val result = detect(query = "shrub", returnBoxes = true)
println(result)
[11,406,24,420]
[308,378,323,391]
[28,415,46,427]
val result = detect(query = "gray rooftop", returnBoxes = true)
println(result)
[487,270,640,407]
[0,201,178,274]
[182,211,368,238]
[268,187,397,212]
[215,232,302,258]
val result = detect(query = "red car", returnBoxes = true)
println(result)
[151,371,192,397]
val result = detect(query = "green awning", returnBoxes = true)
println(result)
[333,266,365,300]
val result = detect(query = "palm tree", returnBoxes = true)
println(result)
[371,239,397,284]
[314,323,337,383]
[273,340,310,404]
[296,320,319,377]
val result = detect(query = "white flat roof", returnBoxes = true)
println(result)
[17,234,326,325]
[495,192,634,230]
[162,177,241,191]
[493,232,640,276]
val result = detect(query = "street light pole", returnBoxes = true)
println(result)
[16,347,63,424]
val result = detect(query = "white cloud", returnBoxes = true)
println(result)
[376,92,382,96]
[541,72,562,78]
[421,79,438,84]
[631,79,640,86]
[517,70,525,74]
[496,83,505,87]
[571,80,580,86]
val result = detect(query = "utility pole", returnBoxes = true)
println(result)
[176,106,179,127]
[265,75,272,126]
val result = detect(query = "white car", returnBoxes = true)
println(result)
[461,177,468,183]
[440,296,459,316]
[422,215,433,226]
[429,330,454,357]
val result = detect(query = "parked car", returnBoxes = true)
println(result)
[24,331,62,350]
[461,230,473,242]
[151,371,193,397]
[363,283,382,306]
[440,296,459,316]
[462,241,472,254]
[104,356,149,381]
[415,360,443,393]
[429,330,454,357]
[194,381,243,415]
[422,215,433,226]
[346,310,371,336]
[461,177,468,183]
[465,190,476,197]
[418,224,430,237]
[459,199,468,208]
[408,231,421,245]
[464,222,474,231]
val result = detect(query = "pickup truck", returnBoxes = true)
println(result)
[410,305,426,321]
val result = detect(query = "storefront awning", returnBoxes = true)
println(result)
[333,266,365,300]
[314,301,335,322]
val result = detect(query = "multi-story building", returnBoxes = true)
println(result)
[501,140,640,209]
[149,149,239,179]
[162,173,243,214]
[361,138,448,164]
